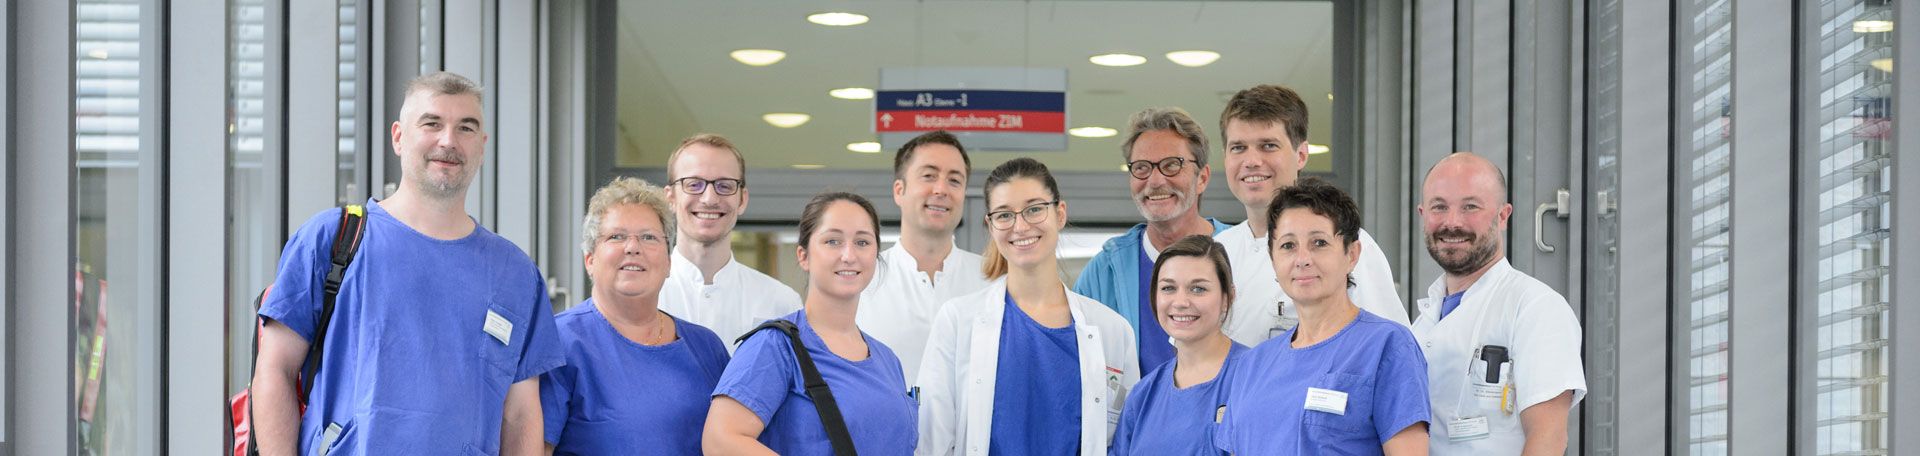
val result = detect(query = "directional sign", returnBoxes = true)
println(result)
[876,67,1068,152]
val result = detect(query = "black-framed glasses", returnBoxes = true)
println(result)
[1126,156,1191,179]
[671,177,744,196]
[986,200,1060,230]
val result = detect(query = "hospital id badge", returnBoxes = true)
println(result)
[484,309,513,345]
[1303,387,1348,415]
[1446,416,1491,442]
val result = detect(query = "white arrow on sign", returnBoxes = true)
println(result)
[881,113,894,128]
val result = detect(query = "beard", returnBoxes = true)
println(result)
[1134,184,1195,223]
[409,150,474,198]
[1426,224,1501,275]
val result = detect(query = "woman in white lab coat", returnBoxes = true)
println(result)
[915,158,1140,456]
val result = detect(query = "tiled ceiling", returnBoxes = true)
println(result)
[616,0,1334,172]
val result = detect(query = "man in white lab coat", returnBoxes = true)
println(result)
[1213,85,1409,347]
[1413,152,1586,455]
[857,130,991,381]
[656,134,802,351]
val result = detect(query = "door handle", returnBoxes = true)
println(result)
[1534,189,1570,253]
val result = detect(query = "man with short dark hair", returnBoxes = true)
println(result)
[1214,84,1408,348]
[857,130,989,381]
[253,71,566,455]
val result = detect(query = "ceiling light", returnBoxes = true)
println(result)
[1164,50,1221,67]
[807,12,869,26]
[1328,93,1335,101]
[1069,126,1118,138]
[1871,58,1893,73]
[1089,53,1147,67]
[1306,144,1330,155]
[1853,20,1894,33]
[791,164,827,170]
[847,142,882,153]
[730,49,787,66]
[829,87,875,100]
[762,113,811,128]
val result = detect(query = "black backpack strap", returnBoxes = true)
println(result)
[736,320,860,456]
[302,204,367,402]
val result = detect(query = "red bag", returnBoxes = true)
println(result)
[230,205,366,456]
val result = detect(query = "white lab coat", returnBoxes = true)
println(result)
[857,243,990,382]
[1216,222,1409,347]
[1412,258,1586,455]
[914,279,1141,456]
[658,251,802,353]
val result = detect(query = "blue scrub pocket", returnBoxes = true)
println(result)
[476,302,524,391]
[1301,372,1375,439]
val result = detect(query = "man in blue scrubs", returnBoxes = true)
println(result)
[1074,107,1231,372]
[252,72,567,455]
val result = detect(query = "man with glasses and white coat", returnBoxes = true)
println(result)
[657,134,803,350]
[1414,152,1585,455]
[1214,85,1408,346]
[857,130,991,381]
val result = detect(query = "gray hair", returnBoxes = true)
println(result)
[404,71,485,106]
[1120,107,1211,168]
[581,177,675,254]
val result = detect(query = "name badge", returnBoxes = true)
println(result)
[484,310,513,345]
[1446,416,1492,441]
[1303,387,1348,415]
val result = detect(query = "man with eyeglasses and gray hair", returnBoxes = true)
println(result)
[657,133,803,351]
[1074,107,1233,374]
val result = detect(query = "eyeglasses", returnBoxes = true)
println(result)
[986,200,1060,230]
[600,232,667,248]
[671,177,744,196]
[1126,156,1192,179]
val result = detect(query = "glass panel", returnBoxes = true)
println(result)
[1674,0,1734,454]
[228,0,282,395]
[1585,0,1624,454]
[1799,1,1894,455]
[338,0,363,204]
[73,0,147,452]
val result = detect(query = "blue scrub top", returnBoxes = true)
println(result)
[539,299,730,455]
[1213,311,1430,456]
[1110,343,1248,456]
[991,293,1082,455]
[711,309,917,455]
[1136,249,1175,371]
[259,200,567,455]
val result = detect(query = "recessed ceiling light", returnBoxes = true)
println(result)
[829,87,875,100]
[791,164,827,170]
[1165,50,1221,67]
[730,49,787,66]
[807,12,869,26]
[1306,144,1330,155]
[1871,58,1893,73]
[1069,127,1118,138]
[1089,53,1147,67]
[847,142,883,153]
[1853,20,1894,33]
[1328,93,1335,101]
[763,113,811,128]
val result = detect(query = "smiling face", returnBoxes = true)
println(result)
[392,92,488,199]
[584,204,671,304]
[1222,119,1309,213]
[986,177,1066,272]
[1154,255,1231,344]
[666,143,748,246]
[797,200,880,301]
[1269,207,1362,305]
[1418,156,1512,275]
[1127,129,1210,223]
[893,143,969,235]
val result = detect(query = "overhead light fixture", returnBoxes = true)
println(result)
[1328,93,1335,101]
[829,87,875,100]
[1853,20,1894,33]
[1871,58,1893,73]
[791,164,827,170]
[1306,144,1330,155]
[762,113,811,128]
[1069,126,1118,138]
[1089,53,1147,67]
[807,12,869,26]
[730,49,787,66]
[847,142,883,153]
[1164,50,1221,67]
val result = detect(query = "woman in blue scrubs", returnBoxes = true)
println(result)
[1213,178,1431,456]
[1110,235,1249,455]
[916,158,1140,456]
[704,192,917,455]
[540,178,731,455]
